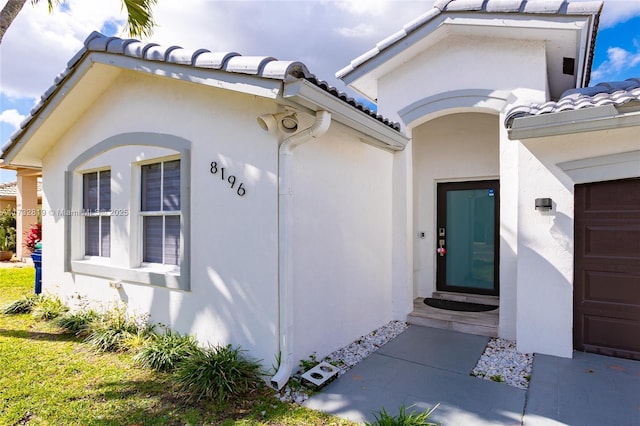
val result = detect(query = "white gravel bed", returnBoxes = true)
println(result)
[471,338,533,389]
[277,320,409,403]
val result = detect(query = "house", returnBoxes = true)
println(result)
[0,176,42,258]
[2,0,638,387]
[0,31,408,389]
[0,180,42,211]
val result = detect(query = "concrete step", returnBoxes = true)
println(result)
[431,291,500,306]
[407,297,498,338]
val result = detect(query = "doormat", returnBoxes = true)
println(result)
[424,298,497,312]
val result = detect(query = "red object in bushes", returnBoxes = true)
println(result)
[24,223,42,252]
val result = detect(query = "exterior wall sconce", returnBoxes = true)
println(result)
[535,198,553,211]
[257,112,298,133]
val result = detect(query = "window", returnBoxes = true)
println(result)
[83,170,111,257]
[141,159,181,265]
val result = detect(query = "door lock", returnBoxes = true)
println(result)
[437,239,446,256]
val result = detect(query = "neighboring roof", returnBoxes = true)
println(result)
[337,0,602,100]
[2,31,401,161]
[0,180,43,199]
[505,78,640,127]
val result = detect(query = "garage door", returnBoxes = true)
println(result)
[574,178,640,361]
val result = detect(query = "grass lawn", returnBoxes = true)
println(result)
[0,267,355,425]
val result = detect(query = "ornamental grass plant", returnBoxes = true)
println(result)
[365,404,440,426]
[84,306,154,352]
[54,308,100,335]
[1,293,40,314]
[173,343,264,403]
[133,328,200,372]
[31,294,69,320]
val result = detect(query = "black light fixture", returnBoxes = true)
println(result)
[535,198,553,211]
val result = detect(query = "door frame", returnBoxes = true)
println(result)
[436,180,500,296]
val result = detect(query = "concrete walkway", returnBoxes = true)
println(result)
[524,351,640,425]
[304,326,640,425]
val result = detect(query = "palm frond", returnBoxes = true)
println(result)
[121,0,157,38]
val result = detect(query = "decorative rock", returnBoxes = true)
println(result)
[471,338,533,389]
[276,320,409,403]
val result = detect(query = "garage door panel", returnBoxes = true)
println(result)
[580,180,640,212]
[583,225,640,259]
[574,178,640,360]
[582,315,640,356]
[583,270,640,305]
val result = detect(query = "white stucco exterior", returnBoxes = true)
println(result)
[41,71,281,363]
[372,33,551,343]
[292,124,394,360]
[8,0,638,382]
[29,66,401,369]
[513,125,640,357]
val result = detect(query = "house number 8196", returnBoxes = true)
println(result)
[210,161,246,197]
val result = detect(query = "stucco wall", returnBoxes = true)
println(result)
[412,112,500,297]
[292,123,395,362]
[514,127,640,357]
[41,71,281,364]
[376,35,547,125]
[514,125,640,357]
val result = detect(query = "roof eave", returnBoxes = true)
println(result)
[338,2,603,101]
[283,79,409,151]
[507,104,640,140]
[1,51,285,167]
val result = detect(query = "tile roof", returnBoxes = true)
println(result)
[504,78,640,127]
[0,180,43,198]
[2,31,400,158]
[336,0,602,82]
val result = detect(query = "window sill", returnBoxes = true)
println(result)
[71,260,187,291]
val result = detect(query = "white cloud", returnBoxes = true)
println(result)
[0,0,435,102]
[597,0,640,28]
[0,109,26,129]
[335,23,376,38]
[591,45,640,82]
[2,0,636,111]
[572,0,640,28]
[0,0,128,99]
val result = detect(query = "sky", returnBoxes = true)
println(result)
[1,0,640,183]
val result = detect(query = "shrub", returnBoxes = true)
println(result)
[173,344,263,403]
[1,294,40,314]
[31,295,69,320]
[24,223,42,252]
[134,329,200,372]
[0,206,16,252]
[365,403,440,426]
[54,309,100,335]
[84,307,154,352]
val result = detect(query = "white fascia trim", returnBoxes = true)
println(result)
[283,80,408,151]
[90,52,283,99]
[558,150,640,184]
[508,105,640,140]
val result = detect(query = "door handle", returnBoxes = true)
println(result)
[437,239,446,256]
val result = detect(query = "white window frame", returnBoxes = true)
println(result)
[66,133,191,291]
[83,169,111,259]
[137,155,182,272]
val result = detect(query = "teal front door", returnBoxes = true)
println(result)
[436,180,499,296]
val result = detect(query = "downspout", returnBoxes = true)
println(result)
[271,110,331,390]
